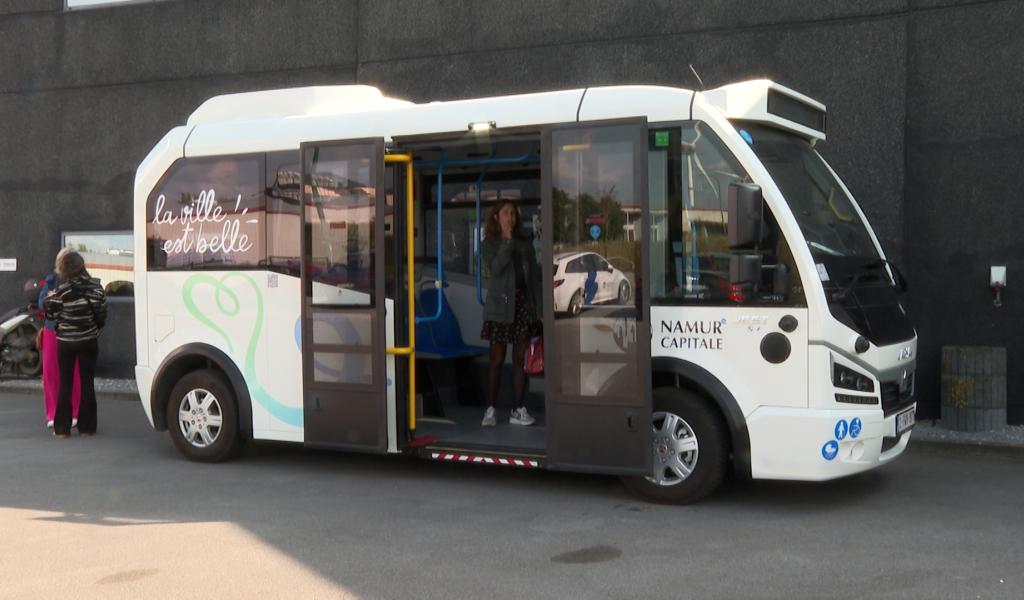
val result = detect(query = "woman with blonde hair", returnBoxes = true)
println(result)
[38,247,80,429]
[44,251,106,437]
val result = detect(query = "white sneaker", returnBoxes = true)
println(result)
[510,407,536,426]
[46,420,54,429]
[72,418,78,428]
[481,406,496,427]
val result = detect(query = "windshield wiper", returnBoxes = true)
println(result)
[832,258,907,301]
[857,258,908,292]
[807,240,843,256]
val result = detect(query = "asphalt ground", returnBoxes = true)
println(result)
[1,390,1022,600]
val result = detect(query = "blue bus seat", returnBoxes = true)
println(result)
[415,289,488,360]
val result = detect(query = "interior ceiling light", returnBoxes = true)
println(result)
[468,121,496,132]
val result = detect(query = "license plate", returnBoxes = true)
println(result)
[896,407,915,436]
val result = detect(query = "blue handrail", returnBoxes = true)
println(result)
[474,162,492,306]
[413,145,540,322]
[415,151,447,325]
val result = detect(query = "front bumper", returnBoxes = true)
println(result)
[745,403,915,481]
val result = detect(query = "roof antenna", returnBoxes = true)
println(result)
[688,64,706,91]
[688,64,705,120]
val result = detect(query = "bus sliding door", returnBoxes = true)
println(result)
[300,139,388,452]
[542,119,652,475]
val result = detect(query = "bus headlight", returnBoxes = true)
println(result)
[833,363,875,393]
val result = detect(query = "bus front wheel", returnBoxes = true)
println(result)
[166,369,241,462]
[622,387,729,504]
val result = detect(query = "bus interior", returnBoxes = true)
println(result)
[397,131,547,453]
[305,120,648,470]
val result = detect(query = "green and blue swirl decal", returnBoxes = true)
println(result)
[182,273,303,427]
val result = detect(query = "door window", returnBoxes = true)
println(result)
[544,119,651,474]
[303,145,377,306]
[551,124,643,396]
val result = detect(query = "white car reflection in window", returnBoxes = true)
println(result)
[552,252,632,316]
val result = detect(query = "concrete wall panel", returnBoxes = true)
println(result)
[0,0,359,93]
[359,0,908,63]
[0,1,60,16]
[904,0,1024,422]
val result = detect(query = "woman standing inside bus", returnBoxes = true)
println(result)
[480,201,541,427]
[44,252,106,438]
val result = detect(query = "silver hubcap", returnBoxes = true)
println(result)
[646,411,699,486]
[177,388,223,448]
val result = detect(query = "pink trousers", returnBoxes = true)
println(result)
[41,328,80,421]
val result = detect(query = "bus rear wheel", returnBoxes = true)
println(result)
[167,369,241,462]
[622,387,729,504]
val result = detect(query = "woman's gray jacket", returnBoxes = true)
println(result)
[482,237,541,324]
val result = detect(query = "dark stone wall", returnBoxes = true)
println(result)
[903,0,1024,423]
[0,0,1020,421]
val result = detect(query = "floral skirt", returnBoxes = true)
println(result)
[481,289,537,344]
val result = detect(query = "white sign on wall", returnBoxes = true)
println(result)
[0,259,17,272]
[67,0,165,9]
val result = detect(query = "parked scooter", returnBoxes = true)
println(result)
[0,279,43,379]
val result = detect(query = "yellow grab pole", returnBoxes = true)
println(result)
[383,153,417,435]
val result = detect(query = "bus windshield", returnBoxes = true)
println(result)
[736,123,879,261]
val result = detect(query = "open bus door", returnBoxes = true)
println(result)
[542,119,653,475]
[300,139,388,452]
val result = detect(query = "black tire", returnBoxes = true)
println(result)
[617,281,631,304]
[622,387,729,504]
[166,369,241,462]
[16,322,41,378]
[568,290,583,316]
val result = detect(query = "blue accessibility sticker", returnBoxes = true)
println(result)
[850,417,862,439]
[822,440,839,461]
[834,419,849,441]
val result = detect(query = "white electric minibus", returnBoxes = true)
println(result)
[134,80,917,503]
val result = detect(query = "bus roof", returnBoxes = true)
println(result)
[178,81,825,157]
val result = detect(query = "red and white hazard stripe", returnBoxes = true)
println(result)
[430,452,539,468]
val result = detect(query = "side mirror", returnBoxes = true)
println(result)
[730,254,762,285]
[728,183,764,249]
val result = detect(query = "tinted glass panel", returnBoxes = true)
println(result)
[304,145,377,306]
[266,151,302,277]
[312,351,373,385]
[648,123,804,306]
[737,123,877,260]
[311,312,373,346]
[147,155,264,270]
[551,124,642,396]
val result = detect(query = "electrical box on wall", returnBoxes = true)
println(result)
[990,265,1006,307]
[990,266,1006,288]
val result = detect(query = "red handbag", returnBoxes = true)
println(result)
[524,336,544,376]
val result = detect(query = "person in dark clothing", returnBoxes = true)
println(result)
[38,247,81,429]
[43,252,107,438]
[480,200,541,427]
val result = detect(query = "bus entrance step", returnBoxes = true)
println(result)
[421,447,544,469]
